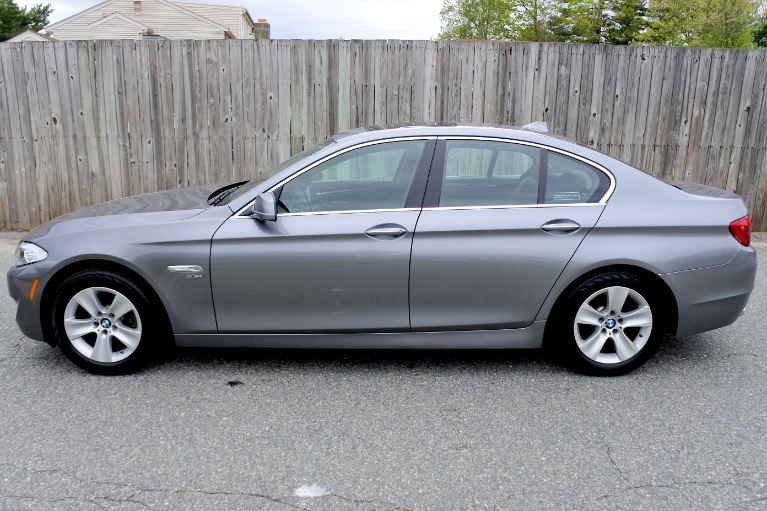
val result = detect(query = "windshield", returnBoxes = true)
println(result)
[219,139,335,205]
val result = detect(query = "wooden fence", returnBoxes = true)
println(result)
[1,39,766,230]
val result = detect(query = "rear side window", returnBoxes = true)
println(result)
[439,140,541,207]
[545,152,610,204]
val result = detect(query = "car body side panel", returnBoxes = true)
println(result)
[175,320,546,349]
[9,208,231,340]
[7,262,50,342]
[534,166,753,336]
[661,248,756,337]
[409,205,604,330]
[211,210,421,333]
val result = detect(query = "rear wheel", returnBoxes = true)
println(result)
[51,269,165,375]
[556,272,665,375]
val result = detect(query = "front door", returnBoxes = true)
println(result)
[211,138,434,333]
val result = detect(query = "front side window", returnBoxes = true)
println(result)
[439,140,541,207]
[278,140,427,213]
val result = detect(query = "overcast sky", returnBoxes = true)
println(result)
[30,0,445,40]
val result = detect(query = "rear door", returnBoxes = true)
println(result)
[409,137,613,331]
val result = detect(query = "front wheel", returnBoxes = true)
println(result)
[556,272,666,376]
[51,269,165,375]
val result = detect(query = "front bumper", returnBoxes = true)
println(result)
[7,263,51,343]
[661,247,757,337]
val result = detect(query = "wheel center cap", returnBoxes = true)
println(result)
[605,318,616,329]
[101,318,112,329]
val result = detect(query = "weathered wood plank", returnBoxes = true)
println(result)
[23,42,50,223]
[289,40,306,155]
[726,51,758,193]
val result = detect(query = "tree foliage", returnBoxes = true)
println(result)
[755,17,767,46]
[0,0,52,41]
[510,0,564,41]
[438,0,763,47]
[439,0,515,40]
[641,0,760,47]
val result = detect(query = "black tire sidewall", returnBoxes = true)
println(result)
[51,269,157,375]
[559,272,665,376]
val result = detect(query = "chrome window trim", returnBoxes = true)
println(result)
[421,203,605,212]
[233,137,437,219]
[275,207,421,218]
[438,136,616,206]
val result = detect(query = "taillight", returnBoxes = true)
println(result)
[729,216,751,246]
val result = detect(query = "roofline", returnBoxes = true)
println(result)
[46,0,119,30]
[174,0,256,32]
[88,12,148,29]
[161,0,231,30]
[174,1,250,12]
[7,30,57,41]
[46,0,231,32]
[241,8,255,28]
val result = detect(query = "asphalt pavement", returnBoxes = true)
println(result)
[1,230,766,511]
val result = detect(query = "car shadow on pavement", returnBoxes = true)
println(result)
[10,329,739,378]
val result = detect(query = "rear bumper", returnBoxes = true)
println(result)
[661,247,757,337]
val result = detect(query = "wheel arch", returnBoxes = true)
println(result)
[40,259,173,347]
[542,264,678,345]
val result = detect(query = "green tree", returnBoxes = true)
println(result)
[755,18,767,46]
[511,0,565,41]
[0,0,52,41]
[691,0,760,47]
[608,0,648,44]
[438,0,515,40]
[549,0,597,42]
[641,0,759,47]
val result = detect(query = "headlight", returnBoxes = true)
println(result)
[15,242,48,265]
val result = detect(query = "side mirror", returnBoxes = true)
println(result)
[249,192,277,221]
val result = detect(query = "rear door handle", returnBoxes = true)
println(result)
[541,220,581,233]
[365,224,408,239]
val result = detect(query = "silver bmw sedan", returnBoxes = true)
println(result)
[7,124,757,375]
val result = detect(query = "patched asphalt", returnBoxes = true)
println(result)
[1,230,766,510]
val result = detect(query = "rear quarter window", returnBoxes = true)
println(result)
[545,152,610,204]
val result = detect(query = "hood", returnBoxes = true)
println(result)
[26,184,223,240]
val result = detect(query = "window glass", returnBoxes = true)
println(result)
[545,152,610,204]
[440,140,540,207]
[278,140,426,213]
[220,139,334,206]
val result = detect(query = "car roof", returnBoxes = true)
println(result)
[329,123,582,150]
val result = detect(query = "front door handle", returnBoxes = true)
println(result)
[541,220,581,234]
[365,224,408,239]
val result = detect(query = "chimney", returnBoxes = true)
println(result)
[252,18,270,39]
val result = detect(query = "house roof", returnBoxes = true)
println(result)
[6,30,56,42]
[87,12,149,29]
[45,0,231,33]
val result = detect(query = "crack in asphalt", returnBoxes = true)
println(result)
[0,492,108,510]
[0,340,21,365]
[740,493,767,504]
[600,431,629,483]
[0,462,409,510]
[491,478,762,511]
[587,479,758,508]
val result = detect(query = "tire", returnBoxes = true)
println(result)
[51,269,166,375]
[554,272,666,376]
